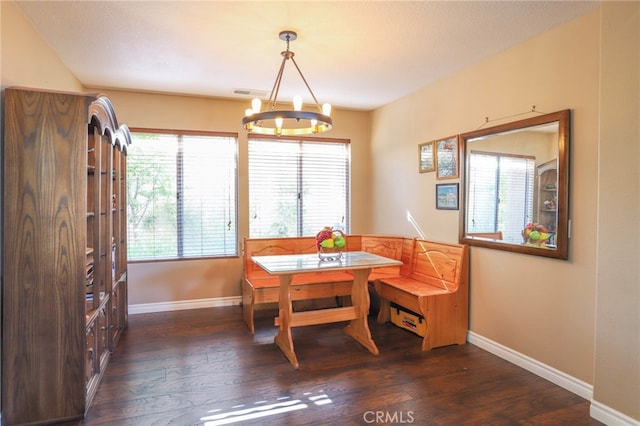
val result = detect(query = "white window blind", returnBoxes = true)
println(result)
[248,138,350,237]
[466,151,534,243]
[127,131,237,260]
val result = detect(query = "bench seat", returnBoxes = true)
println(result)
[376,277,450,297]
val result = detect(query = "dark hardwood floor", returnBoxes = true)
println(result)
[74,306,601,426]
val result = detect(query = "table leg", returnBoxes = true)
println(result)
[273,273,300,369]
[344,268,379,355]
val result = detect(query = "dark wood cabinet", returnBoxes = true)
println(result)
[2,87,130,425]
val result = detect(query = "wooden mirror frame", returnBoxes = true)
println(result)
[459,109,570,260]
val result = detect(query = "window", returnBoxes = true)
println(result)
[248,137,350,237]
[127,130,237,261]
[466,151,535,243]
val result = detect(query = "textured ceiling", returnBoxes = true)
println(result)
[16,1,599,110]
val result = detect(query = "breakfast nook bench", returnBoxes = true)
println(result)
[243,234,469,352]
[374,239,469,351]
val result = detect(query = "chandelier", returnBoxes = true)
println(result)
[241,30,333,136]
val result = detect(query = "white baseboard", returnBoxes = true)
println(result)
[128,296,242,315]
[468,331,640,426]
[590,400,640,426]
[467,331,593,400]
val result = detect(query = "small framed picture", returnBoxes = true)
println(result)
[435,136,459,179]
[436,183,459,210]
[418,141,435,173]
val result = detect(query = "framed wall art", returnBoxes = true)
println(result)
[436,183,459,210]
[435,135,459,179]
[418,141,435,173]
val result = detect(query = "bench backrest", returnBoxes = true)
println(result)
[408,239,468,292]
[243,235,467,290]
[243,234,411,280]
[243,236,318,280]
[359,235,413,276]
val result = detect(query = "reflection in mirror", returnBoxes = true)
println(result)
[459,110,570,260]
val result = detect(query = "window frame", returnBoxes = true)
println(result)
[465,149,535,243]
[127,128,239,262]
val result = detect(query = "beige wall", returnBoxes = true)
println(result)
[0,0,372,307]
[1,1,83,92]
[2,0,639,423]
[372,10,599,383]
[593,1,640,420]
[98,90,371,305]
[370,5,639,423]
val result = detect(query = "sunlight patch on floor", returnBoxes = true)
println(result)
[201,390,333,425]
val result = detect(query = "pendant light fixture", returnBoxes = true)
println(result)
[241,30,333,136]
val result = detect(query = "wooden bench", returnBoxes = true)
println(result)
[242,234,409,334]
[374,239,469,351]
[243,235,469,350]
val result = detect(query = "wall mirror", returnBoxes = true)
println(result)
[459,109,570,259]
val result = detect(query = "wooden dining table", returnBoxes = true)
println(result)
[251,251,403,369]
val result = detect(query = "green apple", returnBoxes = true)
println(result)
[320,239,334,249]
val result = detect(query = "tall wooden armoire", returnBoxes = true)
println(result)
[2,87,130,425]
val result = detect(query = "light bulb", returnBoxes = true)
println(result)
[245,108,254,116]
[310,119,317,127]
[275,117,283,129]
[251,98,262,113]
[293,95,302,111]
[322,103,332,116]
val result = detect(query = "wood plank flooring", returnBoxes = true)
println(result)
[73,306,601,425]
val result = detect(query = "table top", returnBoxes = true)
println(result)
[251,251,402,275]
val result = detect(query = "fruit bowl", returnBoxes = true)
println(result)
[318,250,343,261]
[316,227,346,261]
[522,222,551,247]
